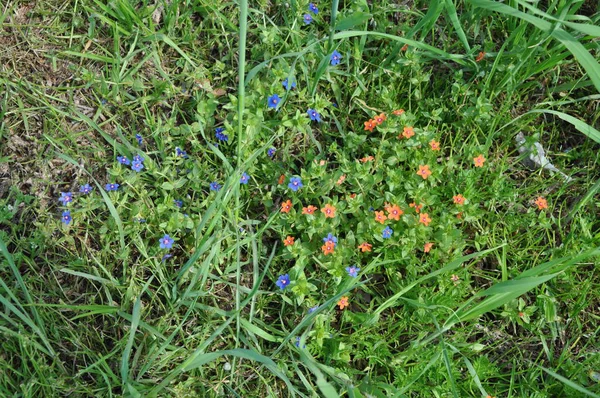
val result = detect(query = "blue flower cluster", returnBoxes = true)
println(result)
[58,184,93,225]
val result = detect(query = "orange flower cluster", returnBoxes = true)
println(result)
[358,242,372,252]
[302,205,317,215]
[409,202,423,213]
[400,126,414,139]
[473,154,486,167]
[416,165,432,179]
[283,236,295,246]
[384,203,403,220]
[321,204,336,218]
[338,296,349,309]
[364,113,387,132]
[321,241,335,255]
[419,213,432,226]
[453,194,465,205]
[374,211,387,224]
[534,196,548,210]
[281,200,292,213]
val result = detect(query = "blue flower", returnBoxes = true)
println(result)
[105,183,120,191]
[174,199,183,208]
[345,265,360,277]
[240,172,250,184]
[133,154,144,163]
[322,233,338,247]
[79,184,93,195]
[210,182,222,192]
[131,161,144,172]
[59,192,73,205]
[308,3,318,14]
[135,134,143,146]
[159,234,174,249]
[282,78,297,90]
[276,274,290,290]
[117,156,130,166]
[382,226,393,239]
[175,147,188,158]
[295,336,306,348]
[267,147,276,158]
[215,127,229,142]
[61,210,72,225]
[303,13,313,24]
[161,253,173,262]
[268,94,281,109]
[288,177,303,192]
[308,305,319,313]
[307,108,321,122]
[330,50,342,66]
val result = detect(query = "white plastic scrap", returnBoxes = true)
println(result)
[515,132,573,182]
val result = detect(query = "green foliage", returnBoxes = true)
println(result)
[0,0,599,397]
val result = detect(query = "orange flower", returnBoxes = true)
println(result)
[321,241,335,255]
[281,200,292,213]
[409,202,423,214]
[374,211,387,224]
[419,213,432,226]
[278,174,285,184]
[364,119,376,132]
[453,194,466,205]
[476,51,485,62]
[321,204,336,218]
[451,274,460,283]
[358,242,372,252]
[429,139,440,151]
[302,205,317,215]
[424,242,434,253]
[360,156,374,163]
[373,113,386,125]
[392,109,405,116]
[456,212,463,220]
[473,154,486,167]
[283,236,295,246]
[337,296,349,310]
[402,126,415,139]
[416,165,432,179]
[401,44,409,51]
[386,204,403,221]
[534,196,548,210]
[336,174,346,185]
[348,193,357,199]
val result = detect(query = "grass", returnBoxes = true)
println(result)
[1,0,599,396]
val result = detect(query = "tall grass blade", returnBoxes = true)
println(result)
[525,109,600,144]
[468,0,600,93]
[538,365,600,398]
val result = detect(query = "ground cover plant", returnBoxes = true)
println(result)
[1,0,600,396]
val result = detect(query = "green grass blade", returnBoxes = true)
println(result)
[373,246,502,316]
[525,109,600,143]
[120,277,153,384]
[468,0,600,92]
[538,365,600,398]
[444,0,471,52]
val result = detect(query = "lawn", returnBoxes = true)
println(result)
[1,0,599,396]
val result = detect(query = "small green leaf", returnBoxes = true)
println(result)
[334,12,372,31]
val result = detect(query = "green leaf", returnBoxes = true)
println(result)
[334,12,372,31]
